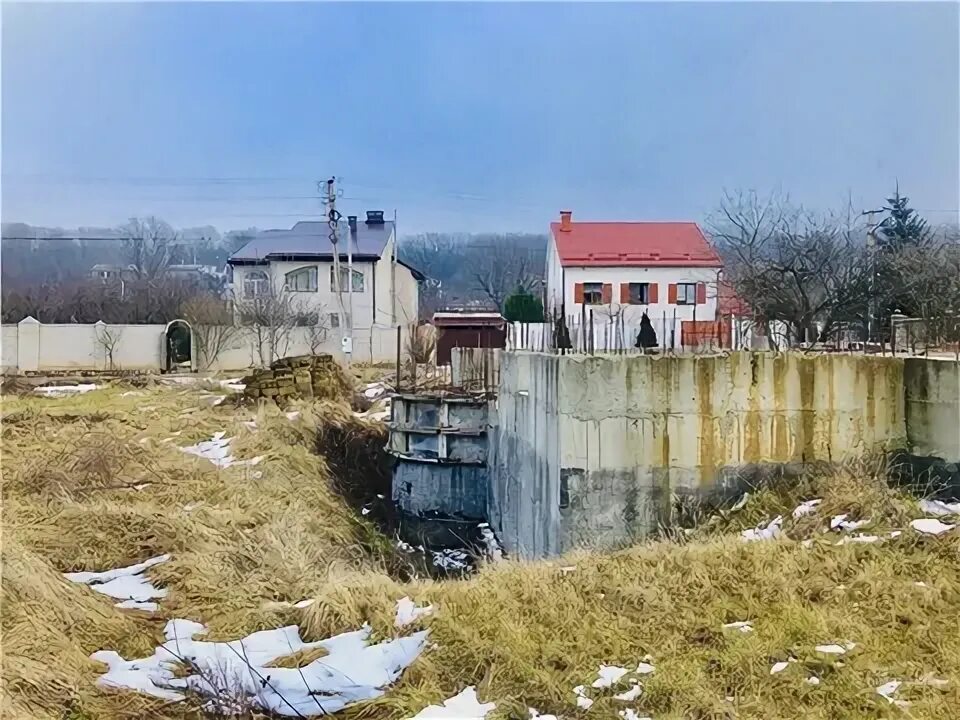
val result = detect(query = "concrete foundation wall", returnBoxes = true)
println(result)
[495,351,914,558]
[905,358,960,462]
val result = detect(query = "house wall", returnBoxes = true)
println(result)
[558,265,722,324]
[545,236,564,313]
[394,262,420,325]
[231,259,376,329]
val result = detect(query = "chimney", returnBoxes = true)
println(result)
[559,210,572,231]
[347,215,358,234]
[365,210,385,225]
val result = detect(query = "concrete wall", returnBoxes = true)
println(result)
[2,318,404,373]
[905,358,960,462]
[494,351,910,558]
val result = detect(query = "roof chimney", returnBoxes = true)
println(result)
[347,215,357,233]
[365,210,384,225]
[559,210,572,231]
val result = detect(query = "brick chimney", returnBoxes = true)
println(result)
[559,210,572,231]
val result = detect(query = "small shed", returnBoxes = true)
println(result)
[432,312,507,365]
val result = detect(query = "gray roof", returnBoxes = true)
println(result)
[228,220,394,263]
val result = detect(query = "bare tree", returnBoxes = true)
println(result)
[472,243,544,310]
[180,296,241,370]
[121,217,177,280]
[708,191,876,346]
[888,242,960,348]
[94,322,123,370]
[234,287,313,366]
[306,311,332,355]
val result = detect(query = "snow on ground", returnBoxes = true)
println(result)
[792,498,822,518]
[91,620,429,716]
[432,549,471,571]
[64,554,170,611]
[34,383,99,397]
[407,686,495,719]
[363,382,390,400]
[740,516,782,542]
[179,432,262,469]
[919,499,960,517]
[815,642,856,655]
[591,664,630,689]
[830,514,870,532]
[219,378,246,392]
[395,597,434,627]
[910,518,956,535]
[478,523,504,561]
[722,621,754,633]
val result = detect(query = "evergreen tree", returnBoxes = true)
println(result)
[877,185,930,251]
[635,312,658,350]
[503,287,545,322]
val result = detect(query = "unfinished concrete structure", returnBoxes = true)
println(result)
[388,393,492,546]
[488,351,959,558]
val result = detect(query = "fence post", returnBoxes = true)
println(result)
[17,316,41,372]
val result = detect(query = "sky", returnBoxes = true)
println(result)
[2,1,958,235]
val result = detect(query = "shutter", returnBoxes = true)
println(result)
[696,282,707,304]
[648,283,659,304]
[574,283,584,304]
[601,284,612,304]
[620,283,631,304]
[668,283,678,304]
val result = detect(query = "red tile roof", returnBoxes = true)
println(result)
[550,220,722,268]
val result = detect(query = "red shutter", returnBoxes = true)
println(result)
[620,283,631,304]
[574,283,584,304]
[668,283,678,304]
[696,282,707,304]
[601,283,612,304]
[648,283,659,304]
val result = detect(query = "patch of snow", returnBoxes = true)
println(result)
[911,518,955,536]
[835,534,880,545]
[219,379,246,392]
[91,619,429,716]
[875,680,904,705]
[830,514,870,532]
[888,530,902,539]
[179,433,259,469]
[592,665,629,689]
[432,549,470,571]
[722,621,754,633]
[35,383,99,397]
[741,516,782,542]
[363,382,389,400]
[618,711,651,720]
[361,507,371,516]
[770,661,790,675]
[730,493,750,511]
[801,539,814,548]
[815,642,855,655]
[807,676,820,686]
[408,686,495,719]
[613,683,642,701]
[634,657,655,674]
[395,597,434,628]
[792,499,822,518]
[479,524,503,562]
[573,685,593,710]
[294,598,315,609]
[913,581,928,588]
[263,598,316,611]
[919,499,960,517]
[286,411,301,421]
[528,709,560,720]
[64,554,170,611]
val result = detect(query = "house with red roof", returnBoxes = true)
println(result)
[546,210,724,327]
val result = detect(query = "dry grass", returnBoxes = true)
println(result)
[3,378,959,719]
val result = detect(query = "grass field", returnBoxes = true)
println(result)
[2,372,959,719]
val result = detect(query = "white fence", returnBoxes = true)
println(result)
[1,317,404,373]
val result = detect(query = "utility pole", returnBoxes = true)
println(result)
[862,207,883,344]
[324,178,350,354]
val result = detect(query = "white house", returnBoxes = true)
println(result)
[227,211,422,330]
[546,210,723,327]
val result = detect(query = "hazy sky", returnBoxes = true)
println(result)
[2,2,957,234]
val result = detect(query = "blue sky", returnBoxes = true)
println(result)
[2,2,957,234]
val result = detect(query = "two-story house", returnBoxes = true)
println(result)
[546,210,723,326]
[227,211,422,329]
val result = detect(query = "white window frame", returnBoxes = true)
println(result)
[676,283,697,305]
[329,266,364,292]
[243,270,269,299]
[284,266,318,292]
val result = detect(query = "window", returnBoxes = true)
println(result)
[329,266,364,292]
[242,270,269,299]
[582,282,603,305]
[284,266,318,292]
[628,283,650,304]
[676,283,697,305]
